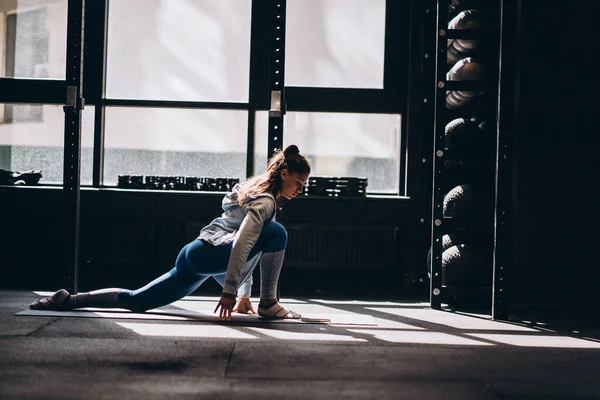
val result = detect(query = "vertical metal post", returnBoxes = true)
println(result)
[429,0,449,309]
[492,0,519,320]
[92,0,108,187]
[246,110,256,176]
[267,0,286,158]
[63,0,85,294]
[245,0,265,178]
[420,0,437,303]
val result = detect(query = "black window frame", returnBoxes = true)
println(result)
[2,0,414,196]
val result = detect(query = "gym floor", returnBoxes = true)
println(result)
[1,290,600,400]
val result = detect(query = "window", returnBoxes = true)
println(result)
[0,104,95,185]
[285,0,386,89]
[1,0,67,79]
[105,0,252,102]
[253,113,268,176]
[103,107,248,185]
[256,111,401,194]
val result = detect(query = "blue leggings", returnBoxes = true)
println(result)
[117,221,287,312]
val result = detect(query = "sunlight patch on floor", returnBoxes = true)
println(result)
[370,318,426,330]
[180,296,306,304]
[347,329,494,346]
[32,292,305,304]
[310,299,431,307]
[368,308,538,332]
[171,301,379,325]
[467,334,600,348]
[116,322,257,339]
[247,327,367,342]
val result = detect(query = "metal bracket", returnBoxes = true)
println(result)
[66,85,77,107]
[64,85,85,112]
[269,90,284,117]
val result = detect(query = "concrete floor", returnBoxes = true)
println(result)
[2,290,600,399]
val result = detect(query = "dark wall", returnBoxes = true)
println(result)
[511,1,599,307]
[0,186,416,298]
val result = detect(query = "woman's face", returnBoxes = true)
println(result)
[280,170,309,200]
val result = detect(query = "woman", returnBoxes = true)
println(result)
[30,145,311,321]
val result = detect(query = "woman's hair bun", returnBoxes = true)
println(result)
[283,145,300,157]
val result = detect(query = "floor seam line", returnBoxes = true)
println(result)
[224,342,237,378]
[25,317,60,336]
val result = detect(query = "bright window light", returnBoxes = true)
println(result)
[103,107,248,185]
[0,105,95,185]
[106,0,251,102]
[1,0,68,79]
[286,0,386,88]
[255,111,402,193]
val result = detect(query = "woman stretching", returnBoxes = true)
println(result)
[30,145,311,321]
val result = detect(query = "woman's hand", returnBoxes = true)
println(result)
[233,297,257,314]
[214,293,237,321]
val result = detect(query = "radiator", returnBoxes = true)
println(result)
[284,224,397,269]
[187,222,398,269]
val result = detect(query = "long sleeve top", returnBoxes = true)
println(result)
[197,184,276,297]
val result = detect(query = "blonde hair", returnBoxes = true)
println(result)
[238,145,311,205]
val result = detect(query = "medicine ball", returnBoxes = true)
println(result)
[446,58,485,109]
[442,244,488,287]
[443,184,475,220]
[444,117,483,156]
[447,10,483,65]
[441,118,492,190]
[427,233,465,278]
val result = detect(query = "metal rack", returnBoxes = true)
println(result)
[427,0,517,319]
[492,0,519,320]
[63,0,86,294]
[267,0,287,158]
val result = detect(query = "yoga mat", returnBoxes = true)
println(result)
[16,307,378,326]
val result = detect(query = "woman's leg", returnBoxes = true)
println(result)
[248,221,288,301]
[30,239,226,312]
[119,238,235,311]
[249,221,300,319]
[116,267,208,313]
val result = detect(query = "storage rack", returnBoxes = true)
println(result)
[427,0,518,319]
[63,0,86,294]
[267,0,287,158]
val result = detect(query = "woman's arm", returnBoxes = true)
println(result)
[221,197,275,297]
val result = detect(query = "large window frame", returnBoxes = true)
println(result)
[2,0,412,196]
[278,0,411,195]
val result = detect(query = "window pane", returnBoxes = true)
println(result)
[0,104,94,185]
[103,107,248,186]
[256,112,400,194]
[253,112,268,176]
[285,0,386,89]
[106,0,251,102]
[0,0,67,79]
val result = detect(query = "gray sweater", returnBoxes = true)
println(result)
[198,184,277,297]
